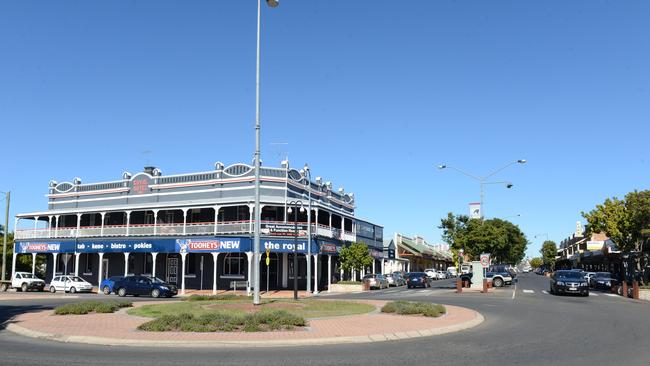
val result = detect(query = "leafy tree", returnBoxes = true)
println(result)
[439,213,528,264]
[529,257,544,268]
[539,241,557,268]
[339,242,373,276]
[582,190,650,254]
[0,232,47,279]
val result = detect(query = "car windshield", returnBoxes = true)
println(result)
[363,275,375,279]
[596,272,612,278]
[556,271,584,279]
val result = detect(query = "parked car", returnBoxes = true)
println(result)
[406,272,431,288]
[1,272,46,292]
[460,264,471,274]
[590,272,617,290]
[384,274,398,287]
[392,271,407,286]
[99,276,124,295]
[487,266,514,287]
[49,275,93,293]
[447,267,458,277]
[583,272,597,283]
[424,268,438,280]
[550,270,589,296]
[112,275,178,298]
[436,270,448,279]
[363,274,389,290]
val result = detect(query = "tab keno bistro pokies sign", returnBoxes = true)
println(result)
[76,239,170,253]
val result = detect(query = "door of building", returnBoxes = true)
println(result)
[167,257,179,285]
[102,258,109,279]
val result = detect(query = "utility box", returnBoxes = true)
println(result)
[470,261,485,290]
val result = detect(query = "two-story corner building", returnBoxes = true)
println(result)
[12,161,384,294]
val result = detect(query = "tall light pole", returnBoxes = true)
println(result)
[253,0,279,306]
[1,191,9,282]
[287,201,304,301]
[437,159,526,218]
[300,164,312,293]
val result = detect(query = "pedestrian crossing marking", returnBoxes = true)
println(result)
[523,289,534,294]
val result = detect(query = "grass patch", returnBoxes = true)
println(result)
[137,309,306,332]
[381,301,446,317]
[54,300,132,315]
[336,281,363,285]
[128,299,374,320]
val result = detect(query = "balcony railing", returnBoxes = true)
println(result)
[14,220,356,242]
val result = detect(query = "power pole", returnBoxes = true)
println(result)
[2,191,10,282]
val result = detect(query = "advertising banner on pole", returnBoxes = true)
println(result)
[469,202,482,219]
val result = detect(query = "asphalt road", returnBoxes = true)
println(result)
[1,273,649,366]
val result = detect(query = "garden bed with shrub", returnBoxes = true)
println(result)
[381,301,446,317]
[54,301,132,315]
[138,309,306,332]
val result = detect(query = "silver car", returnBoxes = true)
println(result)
[363,274,389,290]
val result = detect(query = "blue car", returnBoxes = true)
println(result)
[100,276,123,295]
[112,275,178,298]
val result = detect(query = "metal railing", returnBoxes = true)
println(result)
[14,220,352,240]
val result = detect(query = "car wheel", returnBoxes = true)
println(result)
[69,287,76,294]
[117,288,127,297]
[493,278,504,288]
[102,286,111,295]
[0,283,7,292]
[21,283,28,292]
[151,289,160,298]
[50,286,56,293]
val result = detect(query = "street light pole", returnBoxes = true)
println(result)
[253,0,279,306]
[287,200,303,300]
[302,164,312,293]
[438,160,526,218]
[1,191,9,282]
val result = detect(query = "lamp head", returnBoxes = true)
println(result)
[517,159,527,164]
[266,0,279,7]
[303,163,310,172]
[506,183,514,189]
[437,165,446,169]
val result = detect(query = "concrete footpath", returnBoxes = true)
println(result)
[5,300,484,348]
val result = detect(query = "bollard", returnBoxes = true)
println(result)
[456,278,462,293]
[622,281,628,298]
[633,281,639,299]
[482,278,488,293]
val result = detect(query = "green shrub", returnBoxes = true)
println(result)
[380,301,446,318]
[137,309,307,332]
[54,301,133,315]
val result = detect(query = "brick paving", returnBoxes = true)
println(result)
[10,300,478,343]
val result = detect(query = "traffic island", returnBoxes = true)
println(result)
[5,299,484,348]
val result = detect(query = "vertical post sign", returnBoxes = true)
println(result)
[265,248,270,293]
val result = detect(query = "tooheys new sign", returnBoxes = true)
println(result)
[16,241,75,254]
[175,238,250,253]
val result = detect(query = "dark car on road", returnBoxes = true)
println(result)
[550,270,589,296]
[590,272,617,290]
[99,276,123,295]
[112,275,178,298]
[406,272,431,289]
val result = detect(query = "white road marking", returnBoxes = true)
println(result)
[512,284,517,299]
[606,294,619,297]
[590,293,599,297]
[542,290,549,294]
[523,289,534,294]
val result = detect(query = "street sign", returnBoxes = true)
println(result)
[480,253,490,268]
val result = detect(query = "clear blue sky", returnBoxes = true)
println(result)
[1,1,648,258]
